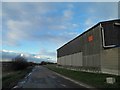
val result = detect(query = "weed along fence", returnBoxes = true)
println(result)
[57,19,120,75]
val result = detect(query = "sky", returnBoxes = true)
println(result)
[1,2,119,62]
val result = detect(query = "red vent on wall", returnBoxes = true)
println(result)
[88,35,93,42]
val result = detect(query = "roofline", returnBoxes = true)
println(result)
[100,19,120,24]
[57,19,120,51]
[57,22,100,51]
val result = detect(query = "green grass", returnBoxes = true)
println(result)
[45,65,120,89]
[2,66,33,89]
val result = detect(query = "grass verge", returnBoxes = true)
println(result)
[2,66,33,89]
[44,65,120,89]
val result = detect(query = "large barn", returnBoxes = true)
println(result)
[57,19,120,75]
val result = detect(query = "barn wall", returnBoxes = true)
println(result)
[57,52,83,67]
[118,48,120,75]
[57,19,120,75]
[101,48,119,75]
[82,25,102,68]
[57,24,102,68]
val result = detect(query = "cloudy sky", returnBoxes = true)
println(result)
[1,2,119,62]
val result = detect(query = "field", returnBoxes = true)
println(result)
[1,62,33,89]
[45,64,120,89]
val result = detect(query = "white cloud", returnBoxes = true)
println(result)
[2,3,79,47]
[3,19,74,47]
[87,2,118,20]
[88,8,96,13]
[72,23,79,27]
[50,25,67,30]
[1,49,55,63]
[34,3,56,14]
[2,2,118,54]
[4,20,31,46]
[2,49,15,53]
[85,18,95,27]
[60,31,78,36]
[67,4,74,9]
[39,49,56,58]
[63,9,73,20]
[34,55,41,59]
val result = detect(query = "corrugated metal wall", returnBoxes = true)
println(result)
[82,25,102,68]
[118,48,120,75]
[57,24,102,68]
[100,20,120,75]
[57,36,82,57]
[57,19,120,75]
[57,52,83,67]
[101,48,119,75]
[101,20,120,46]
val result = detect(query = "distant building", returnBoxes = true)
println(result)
[57,19,120,75]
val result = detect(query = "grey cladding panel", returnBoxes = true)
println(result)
[83,25,101,56]
[57,36,82,57]
[102,20,120,46]
[57,24,101,57]
[57,19,120,58]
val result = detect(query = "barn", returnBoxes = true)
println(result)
[57,19,120,75]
